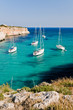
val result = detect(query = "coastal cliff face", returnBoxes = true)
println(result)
[0,25,29,41]
[0,32,6,41]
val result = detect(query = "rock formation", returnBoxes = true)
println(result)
[0,25,30,41]
[0,32,6,41]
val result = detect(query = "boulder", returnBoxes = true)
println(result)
[12,91,31,104]
[24,91,59,110]
[0,102,14,110]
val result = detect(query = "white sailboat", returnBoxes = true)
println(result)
[8,33,17,53]
[42,28,46,38]
[8,46,17,53]
[56,28,66,51]
[33,27,44,56]
[31,28,38,46]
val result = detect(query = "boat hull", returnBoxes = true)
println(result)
[8,46,17,53]
[33,49,44,56]
[42,35,46,38]
[56,45,65,50]
[31,41,38,46]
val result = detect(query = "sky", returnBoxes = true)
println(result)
[0,0,73,27]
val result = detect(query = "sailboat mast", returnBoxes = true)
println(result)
[35,27,37,41]
[58,28,61,45]
[13,28,14,46]
[40,27,42,49]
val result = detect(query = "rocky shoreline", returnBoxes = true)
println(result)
[0,78,73,110]
[0,25,30,41]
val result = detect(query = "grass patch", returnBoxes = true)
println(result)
[21,87,31,92]
[0,83,13,94]
[0,93,4,100]
[20,77,73,95]
[31,85,54,93]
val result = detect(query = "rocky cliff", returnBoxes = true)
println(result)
[0,32,6,41]
[0,77,73,110]
[0,25,30,41]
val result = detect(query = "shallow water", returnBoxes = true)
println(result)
[0,28,73,89]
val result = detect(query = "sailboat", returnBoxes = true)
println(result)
[42,28,46,38]
[33,27,44,56]
[8,32,17,53]
[31,28,38,46]
[56,28,66,51]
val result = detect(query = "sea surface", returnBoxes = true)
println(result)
[0,28,73,89]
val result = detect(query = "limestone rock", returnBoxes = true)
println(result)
[0,26,30,36]
[33,91,59,109]
[12,91,31,103]
[0,32,6,41]
[0,101,5,107]
[3,103,14,109]
[63,95,73,103]
[24,91,59,110]
[0,103,14,110]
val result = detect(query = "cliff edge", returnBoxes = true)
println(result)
[0,24,30,41]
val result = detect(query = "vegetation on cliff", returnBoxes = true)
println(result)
[0,24,24,28]
[21,77,73,95]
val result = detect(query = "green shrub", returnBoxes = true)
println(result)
[0,83,12,93]
[0,93,4,100]
[11,91,17,94]
[31,85,54,93]
[61,82,73,87]
[3,88,10,93]
[57,87,72,95]
[21,87,31,91]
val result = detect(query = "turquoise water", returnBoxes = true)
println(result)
[0,28,73,89]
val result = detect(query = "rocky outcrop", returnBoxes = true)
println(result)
[12,91,31,104]
[0,25,29,36]
[0,32,6,41]
[0,91,59,110]
[23,91,59,110]
[0,25,30,42]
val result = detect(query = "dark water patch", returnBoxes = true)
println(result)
[3,51,9,54]
[37,63,73,84]
[50,48,58,51]
[7,79,39,89]
[23,61,40,67]
[27,53,33,57]
[22,58,45,67]
[26,63,73,85]
[45,38,48,40]
[28,44,31,46]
